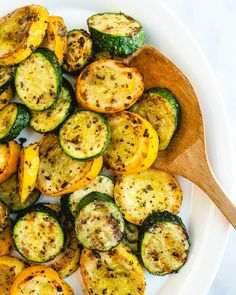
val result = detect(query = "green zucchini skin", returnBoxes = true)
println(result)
[59,111,111,161]
[131,87,180,150]
[0,103,30,143]
[0,66,16,95]
[139,211,190,275]
[29,78,75,133]
[62,29,93,75]
[13,204,65,263]
[15,48,62,111]
[87,13,145,56]
[60,175,114,220]
[75,192,125,251]
[0,174,40,213]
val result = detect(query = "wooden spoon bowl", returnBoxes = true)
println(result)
[125,45,236,228]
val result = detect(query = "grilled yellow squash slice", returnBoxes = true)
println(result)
[18,143,40,203]
[0,256,25,295]
[80,243,145,295]
[36,134,103,196]
[0,5,49,66]
[114,169,182,225]
[0,223,14,257]
[104,111,158,174]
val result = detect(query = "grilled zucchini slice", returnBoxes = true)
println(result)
[13,204,65,263]
[104,111,158,174]
[61,175,114,219]
[0,202,8,234]
[46,218,81,277]
[30,78,75,133]
[62,29,93,74]
[123,222,139,253]
[75,192,124,251]
[36,134,102,196]
[80,243,145,295]
[0,174,40,212]
[114,168,182,225]
[0,5,49,66]
[0,223,14,256]
[131,88,180,150]
[59,111,110,160]
[0,66,15,95]
[42,16,67,64]
[0,103,30,143]
[139,211,190,275]
[15,48,62,111]
[87,13,145,56]
[0,256,25,295]
[76,60,144,113]
[10,265,71,295]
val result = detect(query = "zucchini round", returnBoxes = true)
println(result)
[104,111,158,174]
[0,103,30,143]
[15,48,62,111]
[13,204,65,263]
[75,192,124,251]
[30,78,75,133]
[76,60,144,113]
[0,66,15,95]
[139,211,190,275]
[131,88,180,150]
[0,201,8,234]
[62,29,93,74]
[80,243,145,295]
[61,175,114,219]
[114,168,182,225]
[0,174,40,212]
[87,12,145,56]
[59,111,110,160]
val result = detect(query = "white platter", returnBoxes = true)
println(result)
[1,1,233,294]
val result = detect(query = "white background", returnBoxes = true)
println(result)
[164,1,236,294]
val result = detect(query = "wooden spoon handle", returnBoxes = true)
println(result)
[191,163,236,229]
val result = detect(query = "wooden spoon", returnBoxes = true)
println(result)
[125,45,236,229]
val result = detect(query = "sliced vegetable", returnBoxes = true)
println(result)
[0,66,15,95]
[0,202,8,234]
[15,48,62,111]
[36,134,103,196]
[80,243,145,295]
[75,192,124,251]
[13,204,65,263]
[76,60,144,113]
[0,174,40,212]
[123,222,139,253]
[114,168,182,225]
[0,103,30,143]
[94,50,123,61]
[18,143,39,203]
[46,219,81,277]
[59,111,110,160]
[0,5,49,66]
[87,12,145,56]
[0,84,14,111]
[0,256,25,295]
[139,211,190,275]
[0,223,14,256]
[131,88,180,150]
[10,265,71,295]
[42,16,67,64]
[104,111,158,174]
[62,29,93,74]
[61,175,114,219]
[30,78,75,133]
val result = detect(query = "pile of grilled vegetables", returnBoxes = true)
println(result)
[0,5,189,295]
